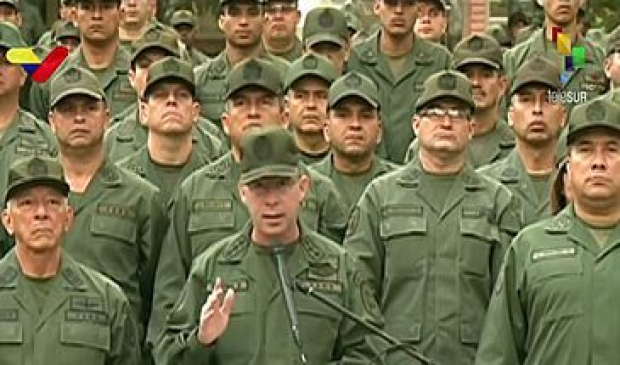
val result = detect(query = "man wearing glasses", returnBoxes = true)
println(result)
[262,0,302,61]
[344,70,522,365]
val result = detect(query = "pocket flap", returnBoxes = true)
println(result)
[90,215,137,244]
[0,322,23,344]
[61,322,111,352]
[386,321,421,343]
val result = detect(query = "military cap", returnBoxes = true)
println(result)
[219,0,262,6]
[567,99,620,145]
[453,33,503,70]
[130,28,180,64]
[226,58,283,99]
[284,53,339,91]
[4,155,70,205]
[239,126,301,185]
[170,10,196,27]
[510,55,562,96]
[144,56,195,98]
[328,72,379,109]
[53,20,80,41]
[0,21,26,49]
[415,70,475,113]
[419,0,447,11]
[302,7,349,49]
[0,0,19,10]
[50,66,106,108]
[606,26,620,56]
[485,24,512,47]
[75,0,120,5]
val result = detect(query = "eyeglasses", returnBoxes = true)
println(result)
[420,107,471,122]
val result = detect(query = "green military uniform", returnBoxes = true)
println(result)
[147,58,349,349]
[302,7,349,61]
[312,71,399,213]
[0,155,141,365]
[347,29,452,163]
[53,20,80,44]
[0,23,57,257]
[343,71,522,365]
[170,10,211,68]
[341,0,380,46]
[116,57,225,204]
[268,37,303,62]
[155,126,382,365]
[479,56,566,226]
[503,28,608,111]
[28,45,135,121]
[49,67,168,349]
[284,53,339,165]
[476,100,620,365]
[3,0,46,45]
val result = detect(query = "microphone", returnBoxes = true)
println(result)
[272,243,308,364]
[295,280,433,365]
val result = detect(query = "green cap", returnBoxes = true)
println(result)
[302,7,349,49]
[53,20,80,41]
[415,70,475,113]
[130,28,180,64]
[239,126,301,185]
[170,10,196,27]
[144,56,195,99]
[0,0,19,10]
[0,21,26,49]
[453,33,503,70]
[567,99,620,145]
[285,53,339,91]
[5,155,70,205]
[510,55,562,96]
[485,24,512,47]
[419,0,447,11]
[328,71,379,109]
[226,58,284,99]
[50,66,106,108]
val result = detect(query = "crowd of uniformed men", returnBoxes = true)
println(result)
[0,0,620,363]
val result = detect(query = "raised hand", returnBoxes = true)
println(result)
[197,277,236,345]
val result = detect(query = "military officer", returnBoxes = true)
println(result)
[314,71,398,214]
[169,10,210,68]
[301,7,350,75]
[0,155,140,365]
[479,56,567,226]
[155,126,382,365]
[503,0,608,111]
[413,0,448,45]
[194,0,290,128]
[285,53,339,164]
[344,70,522,365]
[263,0,302,62]
[0,22,57,257]
[118,57,224,204]
[53,20,81,53]
[28,0,135,122]
[147,58,349,350]
[36,0,77,49]
[347,0,452,163]
[119,0,155,51]
[104,27,225,162]
[604,29,620,91]
[405,33,514,168]
[47,66,168,360]
[0,0,44,45]
[476,98,620,365]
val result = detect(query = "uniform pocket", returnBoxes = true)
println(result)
[380,208,427,278]
[0,322,23,363]
[459,216,499,278]
[61,322,110,365]
[188,211,236,257]
[90,216,137,245]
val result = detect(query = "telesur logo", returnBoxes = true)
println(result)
[6,46,69,83]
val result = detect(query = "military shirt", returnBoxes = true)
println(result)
[404,119,515,168]
[478,150,553,226]
[117,146,214,205]
[27,45,135,121]
[103,103,226,163]
[0,110,57,257]
[343,159,522,365]
[312,154,398,213]
[476,206,620,365]
[0,250,140,365]
[266,37,303,62]
[154,222,382,365]
[194,51,291,128]
[61,159,168,345]
[147,152,348,347]
[346,32,452,163]
[504,29,608,111]
[185,46,211,69]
